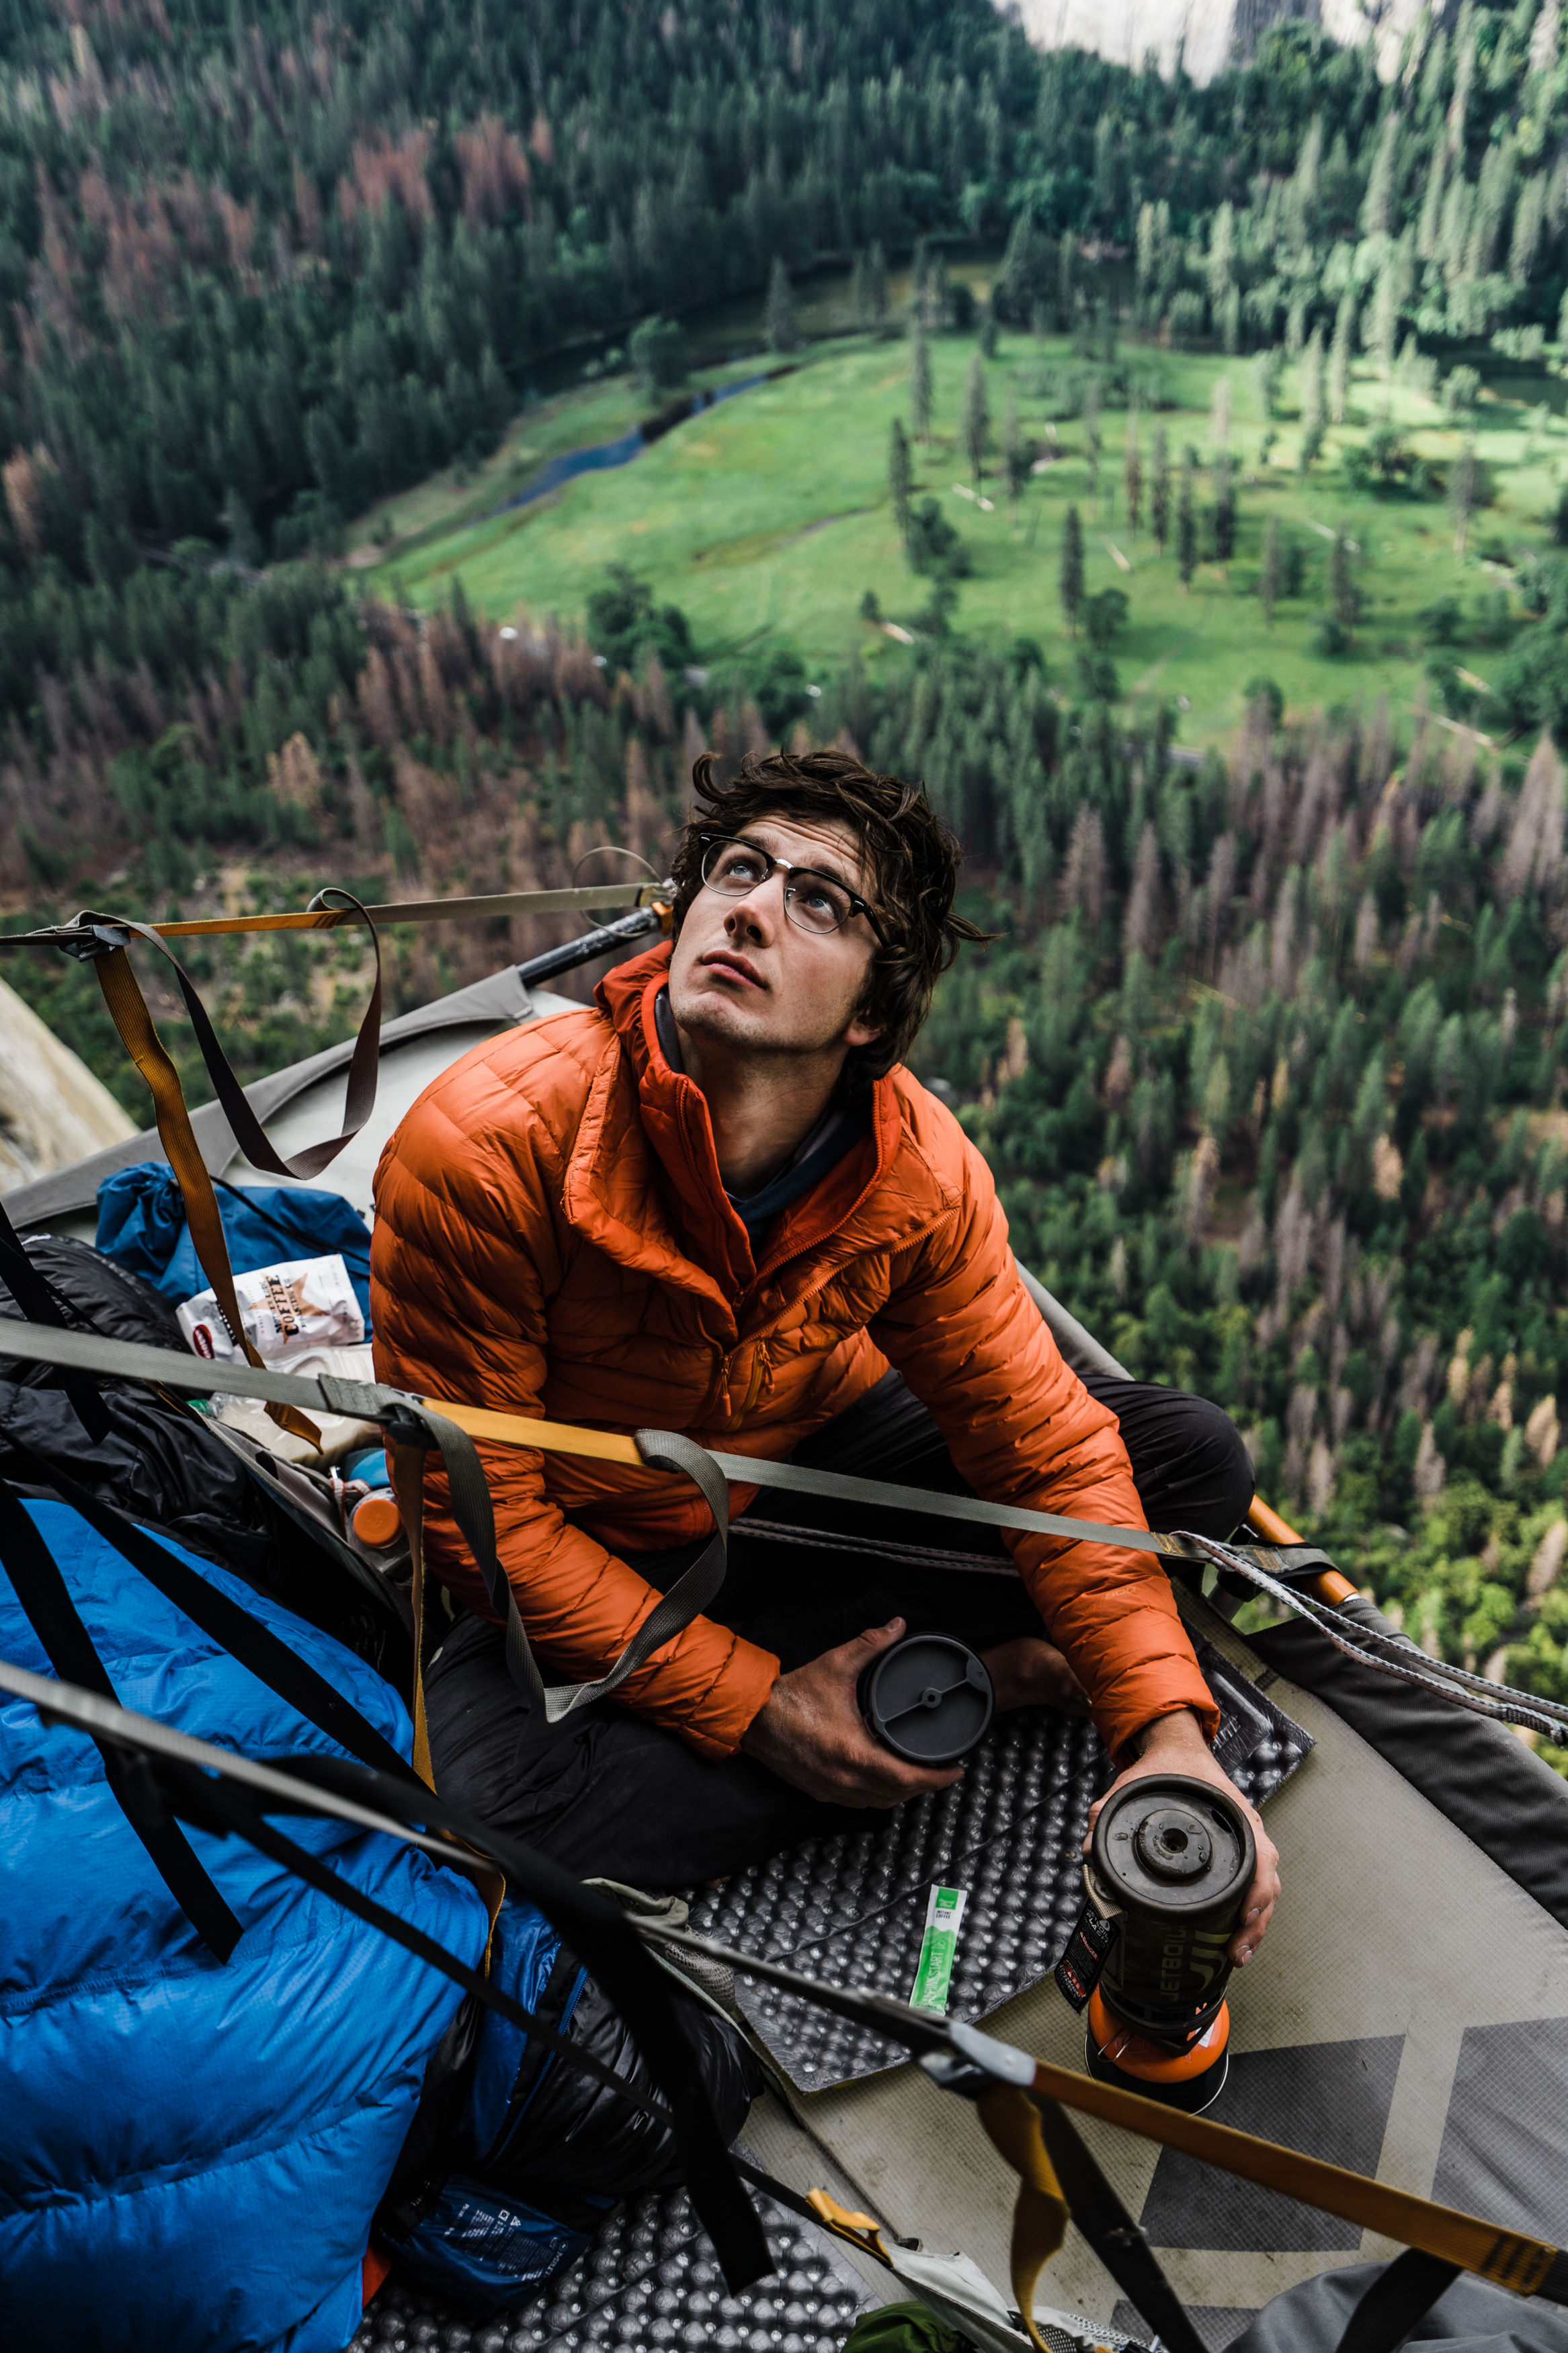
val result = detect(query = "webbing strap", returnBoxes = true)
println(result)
[0,878,663,951]
[1335,2249,1463,2353]
[88,942,321,1445]
[32,1458,411,1782]
[1016,2089,1206,2353]
[7,1644,1568,2313]
[0,1480,242,1958]
[10,1317,1561,1739]
[0,1200,111,1442]
[392,1438,436,1788]
[390,1405,733,1725]
[980,2037,1564,2298]
[85,893,383,1186]
[973,2085,1071,2353]
[0,1652,772,2295]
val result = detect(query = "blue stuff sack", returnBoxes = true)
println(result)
[390,2178,611,2312]
[382,1897,762,2319]
[95,1160,373,1328]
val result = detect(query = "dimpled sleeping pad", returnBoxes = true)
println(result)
[0,1500,489,2353]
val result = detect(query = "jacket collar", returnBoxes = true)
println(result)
[569,941,956,1308]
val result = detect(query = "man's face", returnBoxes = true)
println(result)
[667,811,884,1060]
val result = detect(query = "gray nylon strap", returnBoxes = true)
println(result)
[389,1400,542,1705]
[537,1431,731,1724]
[0,1315,1317,1572]
[393,1407,731,1722]
[8,1313,1567,1735]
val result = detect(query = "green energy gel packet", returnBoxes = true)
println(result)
[910,1884,968,2014]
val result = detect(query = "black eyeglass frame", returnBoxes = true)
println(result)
[696,832,890,945]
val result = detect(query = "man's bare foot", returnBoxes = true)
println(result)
[979,1634,1090,1716]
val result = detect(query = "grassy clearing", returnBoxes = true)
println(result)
[364,325,1568,748]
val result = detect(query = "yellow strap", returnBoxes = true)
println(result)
[1022,2057,1557,2296]
[804,2188,889,2260]
[148,879,664,936]
[975,2085,1071,2353]
[91,948,320,1447]
[431,1398,644,1465]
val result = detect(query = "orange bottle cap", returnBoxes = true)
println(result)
[352,1492,403,1548]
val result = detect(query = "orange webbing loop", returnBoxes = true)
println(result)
[90,945,321,1446]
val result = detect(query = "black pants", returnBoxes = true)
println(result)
[424,1371,1251,1886]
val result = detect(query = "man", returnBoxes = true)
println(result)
[371,748,1279,1962]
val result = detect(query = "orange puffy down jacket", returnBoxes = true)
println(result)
[370,943,1216,1760]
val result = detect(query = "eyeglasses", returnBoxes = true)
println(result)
[698,835,889,943]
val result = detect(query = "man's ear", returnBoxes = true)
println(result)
[843,1011,883,1049]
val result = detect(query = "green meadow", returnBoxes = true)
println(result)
[362,325,1568,749]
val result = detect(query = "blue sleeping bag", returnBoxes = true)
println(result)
[0,1501,489,2353]
[95,1161,374,1328]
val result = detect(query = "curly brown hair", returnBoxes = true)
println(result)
[671,747,987,1085]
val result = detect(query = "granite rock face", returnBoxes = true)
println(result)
[1005,0,1438,88]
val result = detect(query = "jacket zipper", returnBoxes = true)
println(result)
[743,1206,954,1363]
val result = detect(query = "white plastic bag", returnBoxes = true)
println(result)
[177,1253,364,1366]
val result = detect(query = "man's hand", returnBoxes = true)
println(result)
[1083,1707,1280,1966]
[740,1618,966,1808]
[980,1634,1090,1717]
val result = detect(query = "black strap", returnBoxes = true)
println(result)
[1335,2248,1463,2353]
[34,1460,411,1783]
[149,1742,772,2294]
[389,1404,733,1724]
[77,895,384,1185]
[0,1201,111,1443]
[0,1480,241,1959]
[170,1760,669,2119]
[1028,2093,1207,2353]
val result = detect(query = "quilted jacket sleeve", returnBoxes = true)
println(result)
[869,1121,1218,1757]
[369,1054,778,1761]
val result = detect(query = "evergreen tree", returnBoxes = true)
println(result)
[1450,438,1479,560]
[1254,346,1284,420]
[962,354,989,485]
[1002,384,1026,514]
[1300,325,1326,440]
[1360,110,1400,239]
[1417,146,1448,260]
[1083,374,1102,510]
[1124,404,1141,538]
[911,317,933,447]
[766,257,800,355]
[889,417,913,539]
[1370,247,1408,383]
[1151,424,1171,554]
[1135,201,1158,320]
[1212,452,1236,563]
[1329,294,1356,426]
[1210,376,1231,451]
[1060,504,1085,635]
[1260,512,1281,628]
[1177,448,1197,590]
[1329,528,1358,637]
[867,241,890,335]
